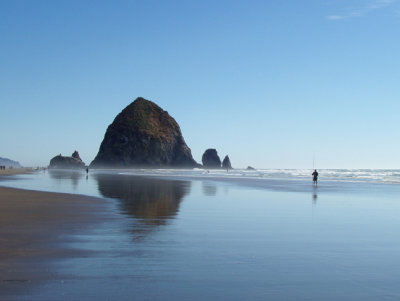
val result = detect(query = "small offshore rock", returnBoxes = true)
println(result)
[49,151,85,169]
[222,155,232,169]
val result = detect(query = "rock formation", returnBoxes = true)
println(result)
[246,166,255,170]
[222,155,232,169]
[72,150,82,161]
[90,97,198,168]
[0,157,22,168]
[202,149,221,168]
[49,151,85,169]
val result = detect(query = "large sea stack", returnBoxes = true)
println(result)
[90,97,198,168]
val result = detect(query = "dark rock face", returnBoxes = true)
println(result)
[90,97,198,168]
[72,150,82,161]
[202,149,221,168]
[222,155,232,169]
[246,166,255,170]
[49,151,85,169]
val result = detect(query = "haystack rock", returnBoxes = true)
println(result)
[222,155,232,169]
[49,151,85,169]
[202,149,221,168]
[90,97,198,168]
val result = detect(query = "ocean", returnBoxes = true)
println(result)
[1,169,400,300]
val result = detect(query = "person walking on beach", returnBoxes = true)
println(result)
[312,169,318,186]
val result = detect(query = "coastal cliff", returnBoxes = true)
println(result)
[90,97,198,168]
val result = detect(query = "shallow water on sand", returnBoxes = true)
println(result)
[1,170,400,300]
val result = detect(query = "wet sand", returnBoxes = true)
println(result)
[0,186,109,299]
[2,170,400,300]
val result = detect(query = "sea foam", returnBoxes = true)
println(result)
[116,168,400,184]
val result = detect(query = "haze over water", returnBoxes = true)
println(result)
[1,169,400,300]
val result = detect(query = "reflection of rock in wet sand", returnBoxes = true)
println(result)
[48,170,83,190]
[202,181,217,196]
[95,174,191,226]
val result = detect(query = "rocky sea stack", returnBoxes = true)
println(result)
[90,97,198,168]
[49,151,85,169]
[222,155,232,169]
[202,149,221,168]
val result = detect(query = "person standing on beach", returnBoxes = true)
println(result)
[312,169,318,186]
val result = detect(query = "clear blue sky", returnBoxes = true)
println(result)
[1,0,399,169]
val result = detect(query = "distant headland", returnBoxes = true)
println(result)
[0,157,22,169]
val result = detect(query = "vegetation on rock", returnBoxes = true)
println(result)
[90,97,198,168]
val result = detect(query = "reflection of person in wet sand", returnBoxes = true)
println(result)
[312,192,317,205]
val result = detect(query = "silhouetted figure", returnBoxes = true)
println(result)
[312,169,318,186]
[86,167,89,174]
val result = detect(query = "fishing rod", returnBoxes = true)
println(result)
[313,154,315,170]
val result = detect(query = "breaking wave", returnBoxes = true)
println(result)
[116,168,400,185]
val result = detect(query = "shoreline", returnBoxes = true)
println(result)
[0,186,110,299]
[0,167,35,176]
[1,168,399,200]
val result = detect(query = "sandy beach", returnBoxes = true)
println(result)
[0,168,34,176]
[0,185,109,299]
